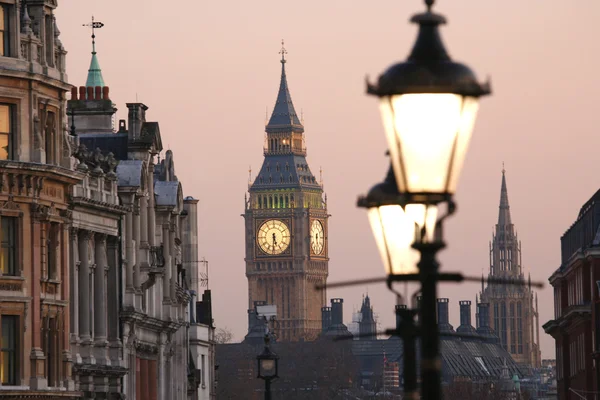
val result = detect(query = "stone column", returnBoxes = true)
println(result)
[133,201,142,291]
[94,234,109,365]
[140,194,149,247]
[162,224,171,303]
[29,209,47,390]
[147,163,156,246]
[106,236,121,361]
[78,230,94,363]
[170,222,177,302]
[69,228,79,343]
[158,334,166,400]
[125,209,134,291]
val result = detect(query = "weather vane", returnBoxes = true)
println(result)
[279,39,287,62]
[82,16,104,54]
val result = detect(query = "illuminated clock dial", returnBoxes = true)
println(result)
[258,220,290,255]
[310,220,325,255]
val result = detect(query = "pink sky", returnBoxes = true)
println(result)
[56,1,600,358]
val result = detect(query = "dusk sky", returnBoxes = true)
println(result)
[57,1,600,358]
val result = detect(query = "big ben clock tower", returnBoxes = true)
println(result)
[244,44,329,341]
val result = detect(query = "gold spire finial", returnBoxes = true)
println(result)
[279,39,287,63]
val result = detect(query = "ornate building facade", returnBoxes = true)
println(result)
[244,48,329,341]
[0,0,81,397]
[480,169,541,368]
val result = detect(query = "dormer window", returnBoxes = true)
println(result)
[0,5,10,57]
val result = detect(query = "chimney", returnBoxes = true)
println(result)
[457,300,477,334]
[94,86,102,100]
[395,304,407,331]
[86,86,93,100]
[460,301,472,327]
[321,306,332,332]
[477,303,490,328]
[71,87,78,100]
[437,298,454,332]
[102,86,110,100]
[127,103,148,140]
[247,309,257,332]
[79,86,86,100]
[331,298,344,325]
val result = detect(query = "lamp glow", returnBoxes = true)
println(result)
[367,205,420,275]
[380,94,479,195]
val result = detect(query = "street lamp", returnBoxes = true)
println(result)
[363,1,491,399]
[257,334,278,400]
[367,0,490,204]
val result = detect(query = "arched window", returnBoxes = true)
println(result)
[285,195,289,208]
[279,195,283,208]
[268,196,272,208]
[258,196,262,208]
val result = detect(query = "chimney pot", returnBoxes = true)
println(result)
[86,86,94,100]
[102,86,110,100]
[79,86,86,100]
[321,306,332,332]
[95,86,102,100]
[331,298,344,325]
[71,87,78,100]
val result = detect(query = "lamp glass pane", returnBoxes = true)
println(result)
[446,96,479,192]
[261,359,275,373]
[367,205,419,275]
[380,94,478,194]
[405,204,438,242]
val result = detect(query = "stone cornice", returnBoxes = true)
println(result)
[70,196,129,214]
[0,161,84,184]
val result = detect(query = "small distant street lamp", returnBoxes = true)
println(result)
[257,334,278,400]
[361,0,491,399]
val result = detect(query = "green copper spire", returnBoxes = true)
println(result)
[85,52,105,88]
[84,16,105,88]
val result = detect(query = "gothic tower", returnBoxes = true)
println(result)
[244,46,328,342]
[480,168,541,368]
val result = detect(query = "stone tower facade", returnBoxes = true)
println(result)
[358,295,377,340]
[244,49,328,342]
[480,169,541,368]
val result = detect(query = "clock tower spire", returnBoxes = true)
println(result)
[244,45,329,342]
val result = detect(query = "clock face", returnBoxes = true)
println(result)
[310,220,325,255]
[257,220,291,255]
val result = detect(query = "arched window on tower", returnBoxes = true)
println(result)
[285,195,289,208]
[268,195,272,208]
[258,196,262,209]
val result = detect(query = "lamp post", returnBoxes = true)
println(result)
[257,334,278,400]
[362,0,490,399]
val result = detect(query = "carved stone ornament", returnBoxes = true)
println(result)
[73,143,119,174]
[0,195,21,212]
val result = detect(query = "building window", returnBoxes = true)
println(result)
[0,104,13,160]
[1,217,17,276]
[43,316,58,387]
[1,315,18,385]
[0,5,9,57]
[517,302,523,354]
[46,223,58,279]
